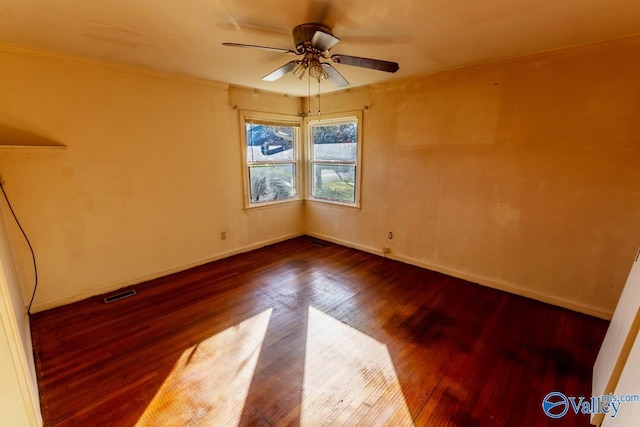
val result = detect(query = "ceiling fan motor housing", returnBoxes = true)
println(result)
[293,23,333,52]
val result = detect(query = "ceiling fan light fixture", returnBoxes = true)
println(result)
[308,58,328,82]
[292,62,306,80]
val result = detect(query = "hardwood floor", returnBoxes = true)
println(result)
[31,236,608,426]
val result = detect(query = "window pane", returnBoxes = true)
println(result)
[312,163,355,203]
[312,122,357,161]
[249,164,296,203]
[246,124,295,162]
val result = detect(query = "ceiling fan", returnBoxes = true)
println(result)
[222,23,399,88]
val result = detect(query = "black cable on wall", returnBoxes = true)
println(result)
[0,180,38,316]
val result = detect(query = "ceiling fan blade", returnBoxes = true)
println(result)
[311,30,340,52]
[222,42,296,55]
[263,61,300,81]
[321,63,349,87]
[331,54,399,73]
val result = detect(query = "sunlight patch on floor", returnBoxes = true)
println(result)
[136,308,272,426]
[301,306,414,426]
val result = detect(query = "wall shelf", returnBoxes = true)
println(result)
[0,143,66,149]
[0,125,66,148]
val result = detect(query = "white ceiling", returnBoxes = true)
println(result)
[1,0,640,96]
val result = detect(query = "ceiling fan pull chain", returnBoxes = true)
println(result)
[318,78,321,121]
[308,71,311,116]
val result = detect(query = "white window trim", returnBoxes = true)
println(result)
[305,110,363,208]
[239,110,303,209]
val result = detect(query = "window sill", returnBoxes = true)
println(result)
[305,198,362,211]
[244,198,303,211]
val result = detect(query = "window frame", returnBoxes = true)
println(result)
[239,110,302,209]
[306,111,363,208]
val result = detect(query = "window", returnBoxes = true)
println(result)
[308,114,361,206]
[241,113,301,207]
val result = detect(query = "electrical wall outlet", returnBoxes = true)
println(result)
[220,231,227,240]
[388,231,393,239]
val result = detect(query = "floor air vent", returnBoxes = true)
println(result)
[104,289,137,303]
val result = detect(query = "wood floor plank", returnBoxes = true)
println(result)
[30,236,608,426]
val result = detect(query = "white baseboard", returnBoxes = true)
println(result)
[33,230,614,320]
[30,232,304,313]
[305,231,613,320]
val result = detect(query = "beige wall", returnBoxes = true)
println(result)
[1,36,639,318]
[0,45,304,311]
[306,37,640,319]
